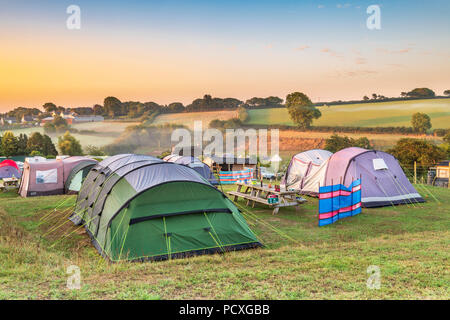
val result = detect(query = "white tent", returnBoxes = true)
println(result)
[283,149,333,195]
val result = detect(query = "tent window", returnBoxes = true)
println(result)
[373,159,388,171]
[36,169,58,184]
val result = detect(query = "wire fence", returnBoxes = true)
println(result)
[401,161,449,188]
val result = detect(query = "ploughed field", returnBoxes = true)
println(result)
[0,183,448,299]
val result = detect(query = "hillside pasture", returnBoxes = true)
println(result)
[153,110,238,130]
[1,121,140,148]
[248,99,450,129]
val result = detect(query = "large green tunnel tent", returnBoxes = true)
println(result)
[71,154,261,262]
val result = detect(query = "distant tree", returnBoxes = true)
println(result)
[406,88,435,98]
[444,90,450,96]
[58,131,83,156]
[237,106,249,123]
[411,112,432,134]
[363,96,369,101]
[17,133,28,155]
[286,92,321,129]
[1,131,18,157]
[43,122,56,133]
[388,138,445,167]
[42,134,58,156]
[29,150,43,157]
[372,93,378,100]
[400,92,408,98]
[27,132,45,154]
[104,96,123,117]
[166,102,185,113]
[52,115,68,130]
[93,104,104,115]
[443,131,450,144]
[43,102,58,113]
[324,134,373,153]
[84,145,105,156]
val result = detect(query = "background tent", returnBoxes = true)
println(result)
[19,156,98,197]
[71,154,260,262]
[283,149,333,195]
[0,159,21,179]
[164,155,218,185]
[324,147,424,207]
[64,159,98,194]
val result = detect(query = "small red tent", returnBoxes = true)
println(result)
[0,160,21,179]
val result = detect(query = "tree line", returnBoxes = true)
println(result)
[0,130,86,157]
[2,87,448,123]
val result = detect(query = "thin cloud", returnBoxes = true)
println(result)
[295,45,310,51]
[318,5,325,9]
[321,48,343,59]
[377,48,413,54]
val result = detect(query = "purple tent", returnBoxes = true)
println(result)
[325,147,424,207]
[0,160,21,179]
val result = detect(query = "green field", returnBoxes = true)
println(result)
[248,99,450,129]
[153,110,237,130]
[0,183,448,299]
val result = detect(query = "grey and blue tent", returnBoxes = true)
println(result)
[71,154,260,262]
[163,155,218,185]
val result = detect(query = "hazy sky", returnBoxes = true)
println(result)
[0,0,449,111]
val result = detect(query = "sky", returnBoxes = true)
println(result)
[0,0,449,112]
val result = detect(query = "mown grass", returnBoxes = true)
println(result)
[248,99,450,129]
[0,184,449,300]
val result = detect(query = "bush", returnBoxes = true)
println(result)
[237,107,249,123]
[84,145,105,156]
[388,138,446,167]
[324,134,373,153]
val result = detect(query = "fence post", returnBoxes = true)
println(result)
[414,161,417,184]
[448,163,450,189]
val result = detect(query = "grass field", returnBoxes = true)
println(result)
[0,183,448,299]
[153,110,238,130]
[248,99,450,129]
[0,121,140,148]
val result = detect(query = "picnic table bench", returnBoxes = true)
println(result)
[228,182,307,215]
[1,178,19,191]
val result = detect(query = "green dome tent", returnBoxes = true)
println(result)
[71,154,261,262]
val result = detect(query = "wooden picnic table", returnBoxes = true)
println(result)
[228,182,307,215]
[1,177,19,191]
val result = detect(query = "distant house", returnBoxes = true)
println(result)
[21,115,34,123]
[52,111,78,118]
[1,117,17,125]
[41,112,104,126]
[40,117,54,126]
